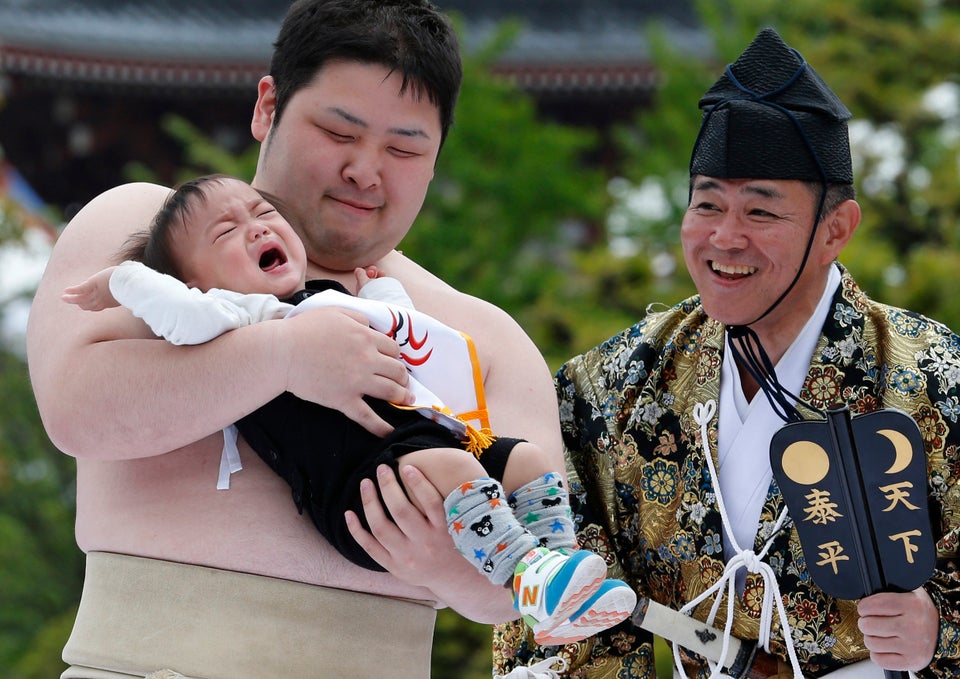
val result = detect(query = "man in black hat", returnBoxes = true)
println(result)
[495,27,959,678]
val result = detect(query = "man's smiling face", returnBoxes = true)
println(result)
[680,176,828,334]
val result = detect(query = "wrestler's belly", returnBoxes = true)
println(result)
[73,432,438,605]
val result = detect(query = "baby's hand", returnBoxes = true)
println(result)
[62,266,119,311]
[354,266,381,291]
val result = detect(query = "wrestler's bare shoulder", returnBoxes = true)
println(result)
[74,433,438,604]
[379,251,521,343]
[61,183,170,243]
[378,251,559,453]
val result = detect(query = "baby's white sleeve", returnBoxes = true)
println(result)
[109,261,293,345]
[357,276,415,308]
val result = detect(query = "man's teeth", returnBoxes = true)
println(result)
[711,262,756,275]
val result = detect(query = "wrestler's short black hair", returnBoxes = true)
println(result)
[269,0,462,147]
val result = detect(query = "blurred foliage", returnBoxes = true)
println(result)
[0,200,28,246]
[612,0,960,336]
[1,179,80,679]
[406,21,606,317]
[7,2,960,678]
[124,114,261,185]
[0,347,83,679]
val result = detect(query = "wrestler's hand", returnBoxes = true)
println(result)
[857,587,938,671]
[345,464,517,623]
[281,307,413,437]
[345,464,455,589]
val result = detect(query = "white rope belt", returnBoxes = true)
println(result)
[677,400,803,679]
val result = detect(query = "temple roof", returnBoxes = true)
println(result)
[0,1,708,212]
[0,0,704,94]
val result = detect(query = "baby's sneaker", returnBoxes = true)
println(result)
[512,547,607,644]
[535,578,637,645]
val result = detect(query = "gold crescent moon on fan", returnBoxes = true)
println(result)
[877,428,913,474]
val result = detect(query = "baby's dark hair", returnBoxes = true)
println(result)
[117,174,290,282]
[117,174,232,279]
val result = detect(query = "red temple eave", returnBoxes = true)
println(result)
[493,62,659,95]
[0,43,659,97]
[0,44,266,90]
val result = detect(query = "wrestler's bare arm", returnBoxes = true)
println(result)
[394,260,564,470]
[349,463,519,623]
[28,183,412,460]
[442,296,563,621]
[470,302,565,471]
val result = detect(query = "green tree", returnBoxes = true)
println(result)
[405,21,605,308]
[607,0,960,337]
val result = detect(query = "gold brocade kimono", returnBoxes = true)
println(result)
[494,266,960,678]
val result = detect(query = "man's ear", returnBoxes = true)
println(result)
[820,199,861,263]
[251,76,277,143]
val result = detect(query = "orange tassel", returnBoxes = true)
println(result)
[463,425,496,458]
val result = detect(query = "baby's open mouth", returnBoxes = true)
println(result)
[259,247,287,272]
